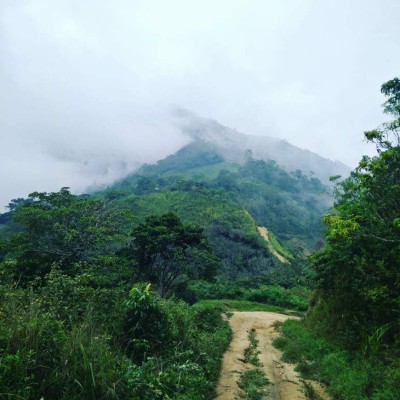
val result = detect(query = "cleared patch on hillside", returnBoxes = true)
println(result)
[257,226,289,264]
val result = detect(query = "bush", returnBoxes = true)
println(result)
[122,283,231,399]
[274,319,400,400]
[244,285,310,311]
[190,280,311,312]
[189,279,244,300]
[0,281,129,400]
[0,273,231,399]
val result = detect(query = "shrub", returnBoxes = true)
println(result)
[274,319,400,400]
[244,285,310,311]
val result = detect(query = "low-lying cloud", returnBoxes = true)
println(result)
[1,0,399,209]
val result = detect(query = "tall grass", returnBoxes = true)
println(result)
[194,299,303,316]
[273,319,400,400]
[190,280,312,311]
[0,273,231,399]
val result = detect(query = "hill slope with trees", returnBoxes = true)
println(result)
[0,100,350,399]
[275,77,400,400]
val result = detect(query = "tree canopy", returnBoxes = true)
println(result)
[311,77,400,349]
[127,212,219,297]
[0,188,130,281]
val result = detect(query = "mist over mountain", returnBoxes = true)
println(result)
[174,109,351,184]
[1,2,400,398]
[0,108,349,210]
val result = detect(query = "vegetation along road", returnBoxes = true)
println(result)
[215,312,328,400]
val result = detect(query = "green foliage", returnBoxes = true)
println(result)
[190,280,311,312]
[109,188,276,278]
[0,184,234,399]
[310,77,400,350]
[1,188,130,282]
[121,283,232,399]
[122,283,171,360]
[267,230,293,260]
[290,77,400,398]
[194,299,302,316]
[0,98,336,399]
[237,369,270,400]
[302,381,322,400]
[125,213,218,297]
[244,285,310,311]
[100,138,331,277]
[207,212,275,277]
[274,319,400,400]
[268,258,315,288]
[244,330,262,366]
[229,158,330,244]
[0,271,231,399]
[189,279,246,300]
[0,270,129,400]
[138,141,224,177]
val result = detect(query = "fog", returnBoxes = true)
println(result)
[1,0,399,209]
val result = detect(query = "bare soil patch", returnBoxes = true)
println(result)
[257,227,289,264]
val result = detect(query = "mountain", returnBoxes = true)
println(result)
[173,108,350,184]
[101,115,338,278]
[0,111,345,279]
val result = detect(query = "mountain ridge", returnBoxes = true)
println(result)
[173,108,350,183]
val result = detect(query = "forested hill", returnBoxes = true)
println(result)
[0,127,339,399]
[0,70,398,400]
[172,108,351,184]
[0,113,342,281]
[98,133,334,279]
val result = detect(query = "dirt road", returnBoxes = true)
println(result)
[215,311,326,400]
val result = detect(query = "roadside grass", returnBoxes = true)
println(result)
[244,285,309,312]
[195,299,304,316]
[190,280,311,312]
[273,319,400,400]
[0,279,233,400]
[301,380,322,400]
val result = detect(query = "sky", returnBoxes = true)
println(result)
[1,0,399,209]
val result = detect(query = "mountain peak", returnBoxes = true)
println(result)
[172,108,350,183]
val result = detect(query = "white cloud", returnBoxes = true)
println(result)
[1,0,399,208]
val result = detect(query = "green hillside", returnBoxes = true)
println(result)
[106,189,277,278]
[0,117,338,400]
[105,140,332,266]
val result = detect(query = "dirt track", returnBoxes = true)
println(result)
[257,227,289,264]
[215,311,327,400]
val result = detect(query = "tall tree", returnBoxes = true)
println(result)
[127,212,218,297]
[1,188,130,281]
[311,78,400,349]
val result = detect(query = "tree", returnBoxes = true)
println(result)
[311,78,400,349]
[1,188,130,281]
[127,212,218,297]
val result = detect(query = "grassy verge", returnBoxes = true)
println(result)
[301,380,323,400]
[273,319,400,400]
[190,280,311,312]
[195,299,303,316]
[0,277,233,400]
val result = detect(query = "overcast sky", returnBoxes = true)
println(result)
[1,0,399,209]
